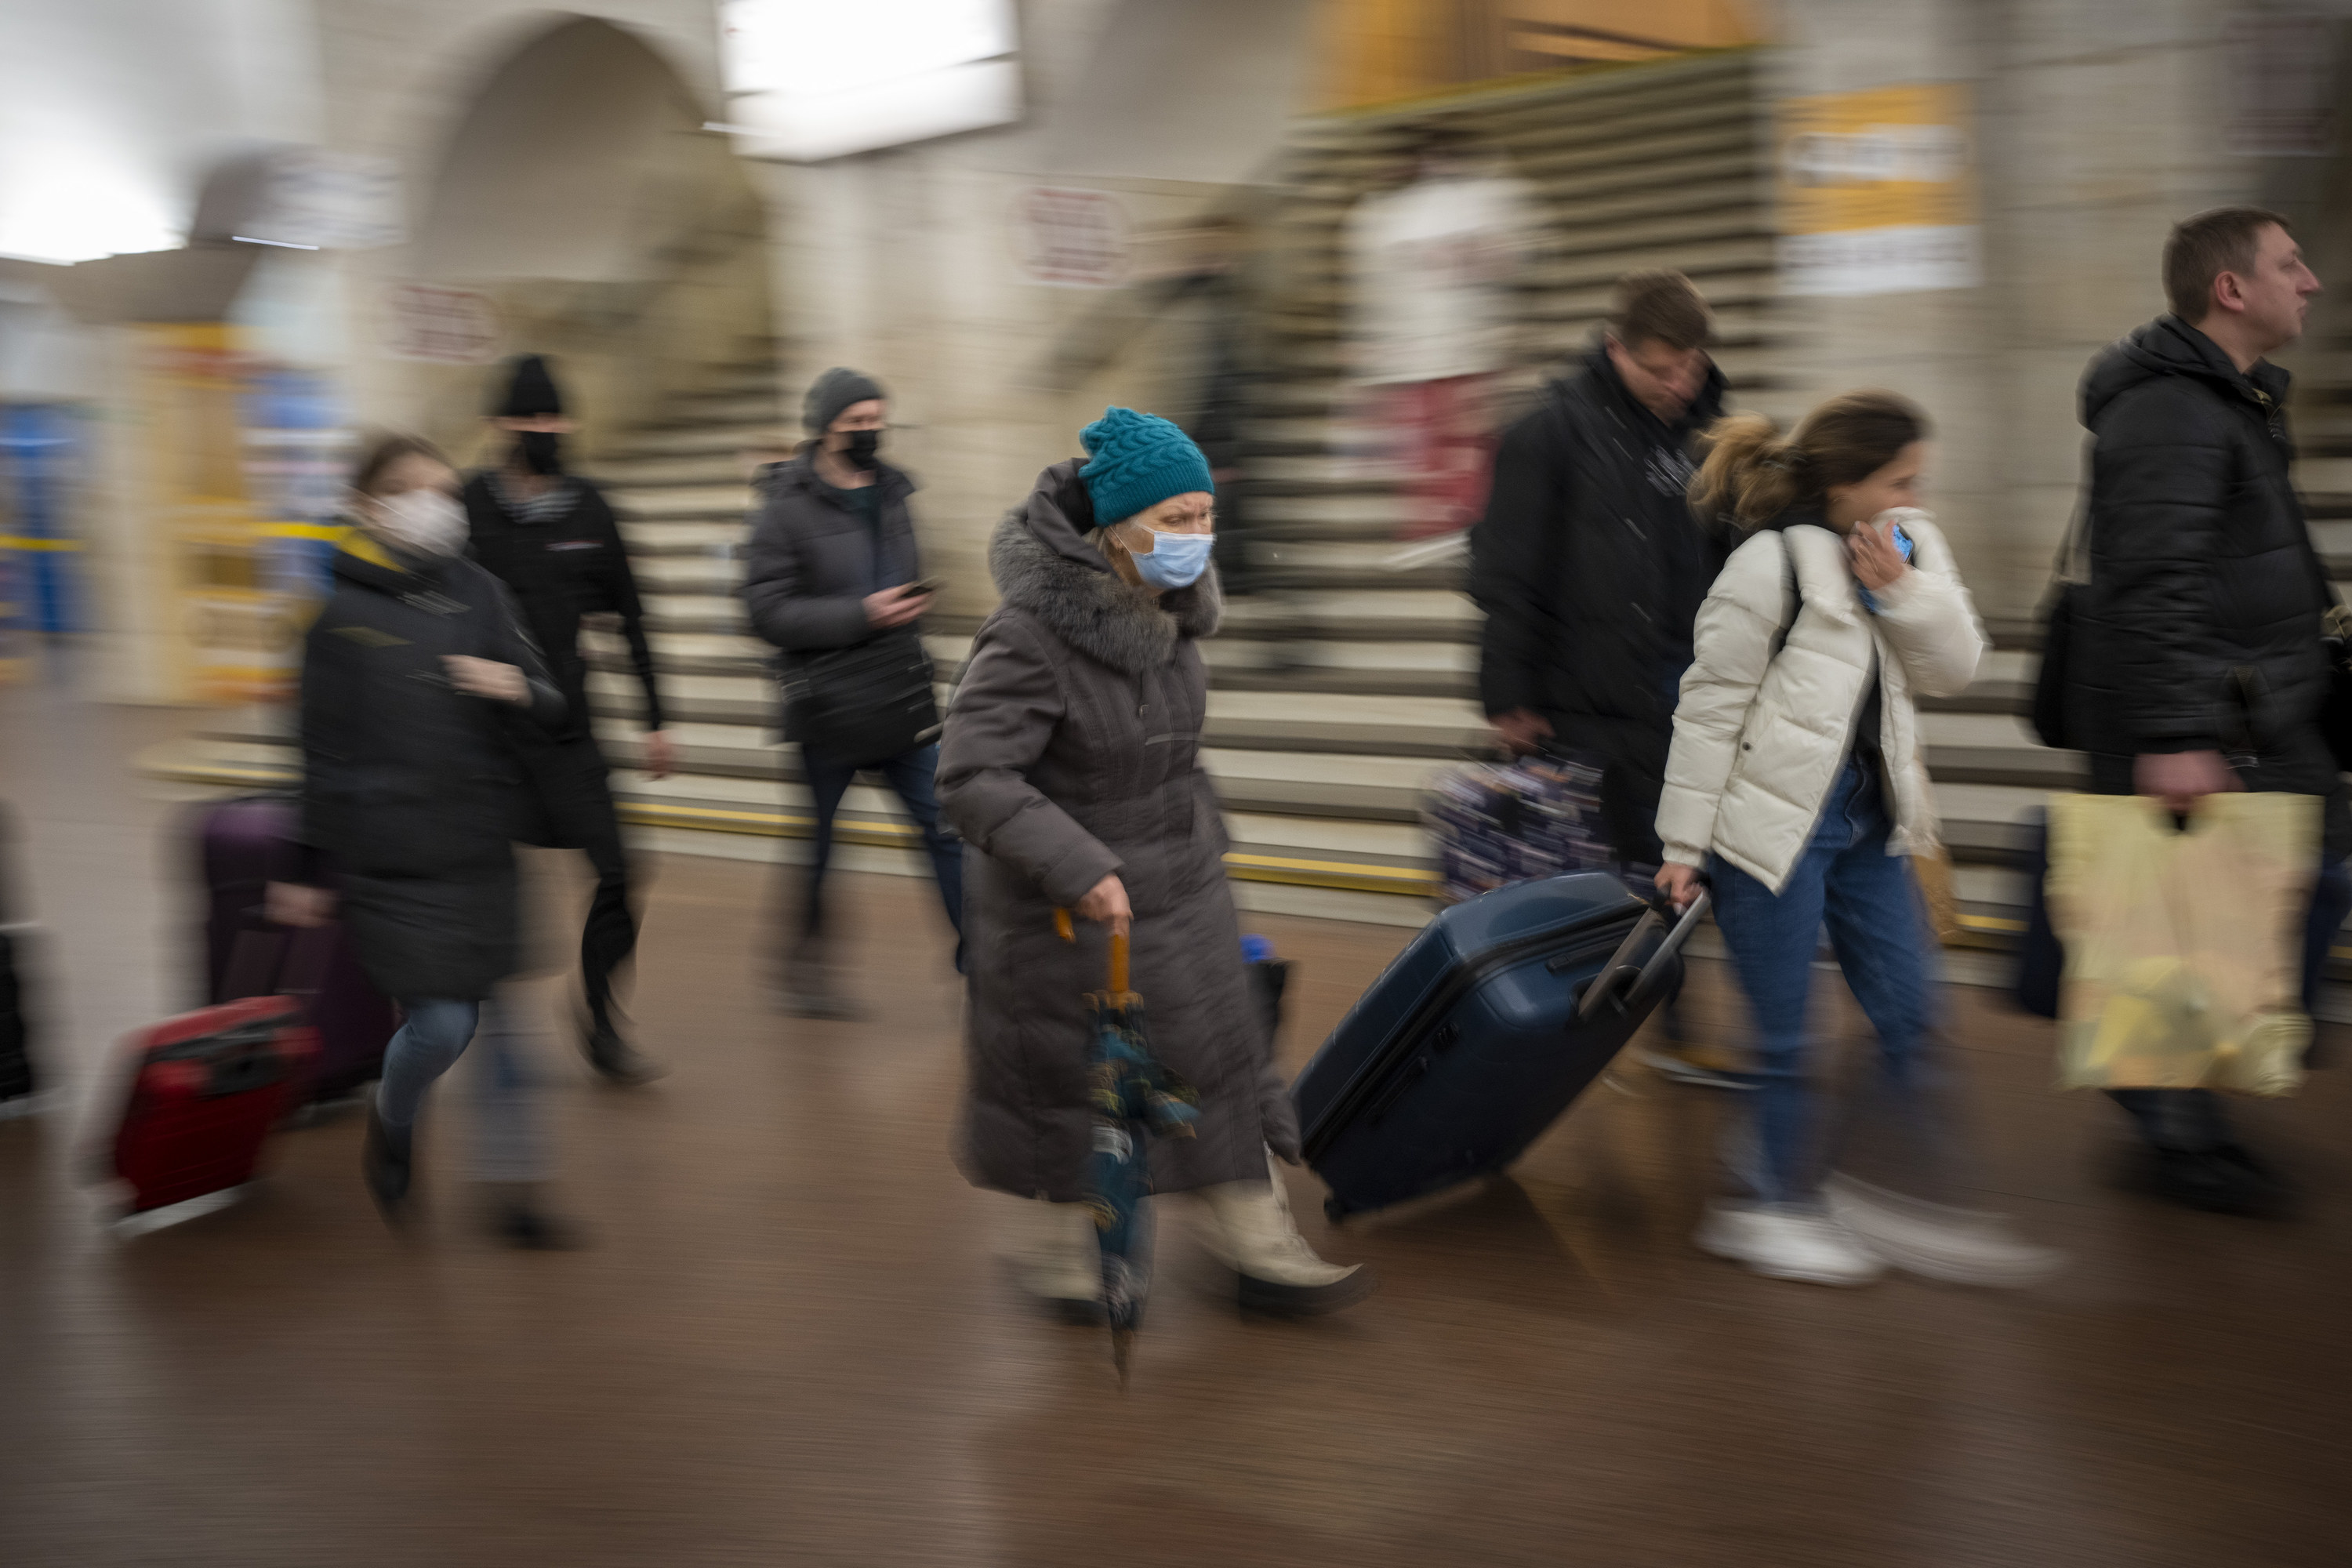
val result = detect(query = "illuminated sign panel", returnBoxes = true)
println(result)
[717,0,1022,162]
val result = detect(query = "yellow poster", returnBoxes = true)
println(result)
[1776,82,1980,296]
[131,325,306,704]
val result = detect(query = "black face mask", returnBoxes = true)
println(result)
[516,430,564,476]
[842,429,883,472]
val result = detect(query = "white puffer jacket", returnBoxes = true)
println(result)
[1657,510,1985,894]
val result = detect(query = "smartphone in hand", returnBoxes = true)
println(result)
[903,577,946,598]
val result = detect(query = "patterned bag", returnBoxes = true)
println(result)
[1424,753,1613,906]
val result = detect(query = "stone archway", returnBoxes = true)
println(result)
[404,16,773,459]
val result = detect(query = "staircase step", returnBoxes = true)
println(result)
[1288,143,1766,220]
[1219,589,1479,642]
[586,671,1490,757]
[620,520,748,557]
[644,593,750,635]
[598,453,768,487]
[609,422,795,460]
[1283,212,1775,273]
[630,556,742,596]
[633,395,789,430]
[609,485,757,521]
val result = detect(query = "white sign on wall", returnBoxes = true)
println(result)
[716,0,1022,162]
[248,151,405,251]
[1776,84,1980,297]
[381,285,500,364]
[1011,187,1129,288]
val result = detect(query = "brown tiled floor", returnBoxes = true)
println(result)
[1,684,2347,1566]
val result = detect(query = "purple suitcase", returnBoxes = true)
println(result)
[196,795,399,1105]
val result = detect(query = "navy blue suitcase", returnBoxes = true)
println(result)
[1294,872,1710,1220]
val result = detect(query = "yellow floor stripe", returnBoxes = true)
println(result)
[142,760,1437,896]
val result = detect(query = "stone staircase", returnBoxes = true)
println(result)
[137,48,2352,966]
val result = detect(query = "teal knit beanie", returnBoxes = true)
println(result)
[1078,407,1214,527]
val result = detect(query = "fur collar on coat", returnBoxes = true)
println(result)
[987,459,1221,677]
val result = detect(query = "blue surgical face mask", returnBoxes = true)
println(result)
[1127,528,1215,590]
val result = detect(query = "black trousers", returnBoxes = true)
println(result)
[517,736,637,1034]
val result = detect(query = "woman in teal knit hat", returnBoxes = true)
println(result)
[937,406,1372,1324]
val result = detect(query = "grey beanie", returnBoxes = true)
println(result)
[803,367,885,434]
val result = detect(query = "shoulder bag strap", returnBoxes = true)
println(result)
[2053,436,2093,586]
[1768,532,1802,656]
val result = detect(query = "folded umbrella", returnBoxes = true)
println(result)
[1056,909,1199,1385]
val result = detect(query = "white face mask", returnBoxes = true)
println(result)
[372,488,467,558]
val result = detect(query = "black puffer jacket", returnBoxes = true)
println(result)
[2067,315,2346,851]
[291,534,565,1000]
[1470,342,1730,860]
[741,448,923,655]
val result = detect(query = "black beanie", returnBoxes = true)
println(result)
[494,354,564,419]
[803,367,884,434]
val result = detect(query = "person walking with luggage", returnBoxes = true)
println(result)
[742,368,964,1018]
[461,354,670,1087]
[1471,268,1739,1089]
[938,407,1369,1318]
[2056,207,2350,1215]
[267,434,575,1247]
[1657,393,2056,1287]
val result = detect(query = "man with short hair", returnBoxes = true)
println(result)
[1471,269,1734,1087]
[463,354,671,1087]
[2066,205,2350,1214]
[742,368,964,1018]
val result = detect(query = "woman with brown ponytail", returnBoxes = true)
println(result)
[1657,392,2058,1287]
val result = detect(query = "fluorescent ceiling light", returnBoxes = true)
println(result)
[717,0,1022,161]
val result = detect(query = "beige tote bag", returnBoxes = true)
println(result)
[2045,793,2318,1095]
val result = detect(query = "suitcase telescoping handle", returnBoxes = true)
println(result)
[1575,890,1711,1022]
[222,908,338,1012]
[1052,907,1134,1001]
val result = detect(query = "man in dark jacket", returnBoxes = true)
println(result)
[1470,270,1734,1086]
[463,355,670,1086]
[2066,205,2349,1214]
[742,368,964,1018]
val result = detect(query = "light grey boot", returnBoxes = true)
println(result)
[1002,1195,1104,1323]
[1198,1153,1374,1316]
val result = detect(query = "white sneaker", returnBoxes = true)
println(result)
[1824,1176,2067,1288]
[1695,1201,1886,1286]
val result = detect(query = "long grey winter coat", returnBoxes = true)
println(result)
[938,461,1298,1202]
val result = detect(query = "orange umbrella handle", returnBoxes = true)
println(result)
[1053,907,1132,996]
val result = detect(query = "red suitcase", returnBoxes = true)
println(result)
[108,924,328,1214]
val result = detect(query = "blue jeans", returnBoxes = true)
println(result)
[1709,762,1954,1206]
[376,994,545,1183]
[798,742,965,969]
